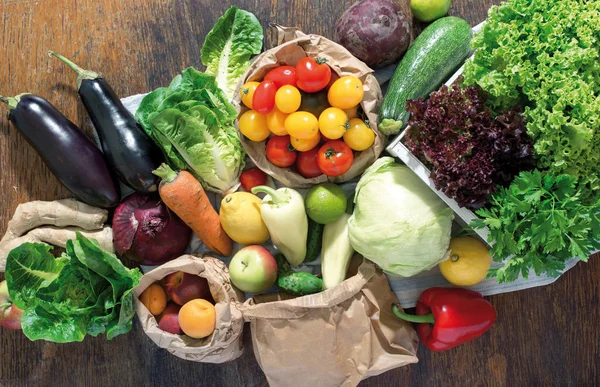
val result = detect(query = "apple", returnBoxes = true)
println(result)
[228,246,278,293]
[162,271,212,306]
[158,303,183,335]
[0,280,23,330]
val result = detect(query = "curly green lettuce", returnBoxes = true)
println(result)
[463,0,600,202]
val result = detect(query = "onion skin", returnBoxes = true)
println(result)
[112,193,192,265]
[335,0,411,69]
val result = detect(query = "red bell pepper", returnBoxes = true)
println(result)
[392,287,497,351]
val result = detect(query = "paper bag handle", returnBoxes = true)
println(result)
[270,23,308,46]
[237,259,377,321]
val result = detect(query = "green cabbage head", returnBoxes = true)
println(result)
[348,157,454,277]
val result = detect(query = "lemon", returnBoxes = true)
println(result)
[220,192,269,245]
[305,183,348,224]
[410,0,452,23]
[439,236,491,286]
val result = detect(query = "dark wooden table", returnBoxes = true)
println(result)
[1,0,598,385]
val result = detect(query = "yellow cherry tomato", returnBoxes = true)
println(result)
[285,111,319,140]
[343,118,375,151]
[318,107,349,140]
[343,105,359,119]
[328,76,364,110]
[266,108,288,136]
[239,81,260,109]
[275,85,302,114]
[290,132,321,152]
[238,110,270,142]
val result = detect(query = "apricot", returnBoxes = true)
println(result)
[140,283,167,316]
[178,299,216,339]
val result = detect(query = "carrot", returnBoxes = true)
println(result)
[153,163,232,257]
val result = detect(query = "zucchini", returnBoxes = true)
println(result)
[304,219,324,262]
[275,254,323,296]
[321,213,354,289]
[379,16,473,135]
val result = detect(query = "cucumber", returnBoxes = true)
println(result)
[304,219,324,262]
[379,16,473,136]
[275,254,323,296]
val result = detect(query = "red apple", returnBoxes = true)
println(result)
[228,246,278,293]
[0,280,23,330]
[162,271,212,306]
[158,303,183,335]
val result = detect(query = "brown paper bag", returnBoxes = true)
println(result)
[237,258,419,387]
[232,25,387,188]
[134,255,245,363]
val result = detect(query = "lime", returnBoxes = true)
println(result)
[439,236,491,286]
[305,183,348,225]
[410,0,452,23]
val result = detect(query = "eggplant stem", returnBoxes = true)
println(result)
[48,51,100,90]
[48,51,85,74]
[0,96,8,104]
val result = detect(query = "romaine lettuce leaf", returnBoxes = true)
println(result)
[201,6,263,100]
[150,106,245,193]
[4,233,141,343]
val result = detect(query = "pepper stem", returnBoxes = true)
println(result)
[48,51,100,90]
[152,163,178,184]
[251,185,288,204]
[392,304,436,324]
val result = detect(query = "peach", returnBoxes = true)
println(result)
[163,271,212,306]
[178,299,216,339]
[139,283,167,316]
[158,303,183,335]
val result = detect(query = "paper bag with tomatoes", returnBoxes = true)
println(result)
[237,257,419,387]
[232,25,386,188]
[134,255,245,363]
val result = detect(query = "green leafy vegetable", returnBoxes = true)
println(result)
[347,157,454,277]
[472,170,600,283]
[150,105,245,193]
[5,233,142,343]
[201,6,263,100]
[135,67,245,194]
[463,0,600,202]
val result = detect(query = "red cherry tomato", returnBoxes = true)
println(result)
[266,135,297,168]
[296,57,332,93]
[240,168,268,192]
[253,81,277,114]
[296,148,323,178]
[317,140,354,177]
[327,71,340,89]
[264,66,297,89]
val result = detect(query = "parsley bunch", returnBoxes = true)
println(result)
[471,170,600,283]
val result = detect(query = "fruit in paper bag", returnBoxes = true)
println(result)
[179,299,216,339]
[163,272,213,306]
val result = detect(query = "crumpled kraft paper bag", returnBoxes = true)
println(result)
[237,257,419,387]
[134,255,245,363]
[232,25,387,188]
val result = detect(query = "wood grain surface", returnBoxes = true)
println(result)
[1,0,598,386]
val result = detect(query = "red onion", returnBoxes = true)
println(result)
[112,193,191,265]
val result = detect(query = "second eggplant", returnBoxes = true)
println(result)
[49,51,164,193]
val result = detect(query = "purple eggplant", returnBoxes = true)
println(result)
[49,51,164,194]
[0,93,120,208]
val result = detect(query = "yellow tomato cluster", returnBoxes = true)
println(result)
[238,75,375,154]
